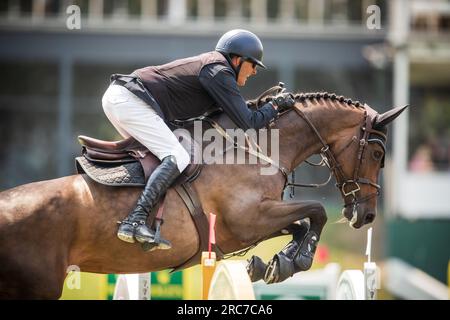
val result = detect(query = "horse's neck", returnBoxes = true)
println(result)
[277,100,364,171]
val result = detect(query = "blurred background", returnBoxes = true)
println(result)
[0,0,448,299]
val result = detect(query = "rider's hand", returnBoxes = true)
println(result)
[272,92,295,111]
[247,99,258,109]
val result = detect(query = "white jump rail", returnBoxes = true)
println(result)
[208,260,255,300]
[113,273,151,300]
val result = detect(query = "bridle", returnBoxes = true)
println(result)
[172,88,387,221]
[289,103,387,219]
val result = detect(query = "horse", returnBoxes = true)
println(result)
[0,91,407,299]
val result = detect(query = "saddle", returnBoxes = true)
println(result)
[75,130,222,272]
[76,131,202,185]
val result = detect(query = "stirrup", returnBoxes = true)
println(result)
[141,239,172,252]
[141,220,172,252]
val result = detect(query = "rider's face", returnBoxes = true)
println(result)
[235,58,257,87]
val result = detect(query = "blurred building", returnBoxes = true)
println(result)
[0,0,388,187]
[384,0,450,287]
[0,0,448,288]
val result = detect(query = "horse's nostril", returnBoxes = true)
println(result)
[365,213,375,224]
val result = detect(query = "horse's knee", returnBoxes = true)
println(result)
[303,201,327,225]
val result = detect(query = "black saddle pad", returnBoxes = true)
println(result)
[75,156,145,187]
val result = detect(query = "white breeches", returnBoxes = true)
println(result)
[102,84,190,172]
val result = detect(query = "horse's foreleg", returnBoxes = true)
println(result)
[249,200,327,283]
[260,199,327,245]
[247,220,310,282]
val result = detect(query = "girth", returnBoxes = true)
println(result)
[171,183,224,272]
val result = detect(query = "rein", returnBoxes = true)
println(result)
[286,133,358,195]
[172,89,386,224]
[206,118,289,177]
[289,103,386,217]
[171,90,386,259]
[207,101,384,219]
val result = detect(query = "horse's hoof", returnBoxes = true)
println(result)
[264,253,296,284]
[246,255,267,282]
[263,257,279,284]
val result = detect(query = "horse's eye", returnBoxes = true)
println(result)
[373,150,383,160]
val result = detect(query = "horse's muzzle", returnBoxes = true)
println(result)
[342,206,376,229]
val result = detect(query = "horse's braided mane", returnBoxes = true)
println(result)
[293,91,365,109]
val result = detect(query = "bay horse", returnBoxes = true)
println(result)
[0,92,407,299]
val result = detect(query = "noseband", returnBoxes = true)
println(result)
[290,104,386,214]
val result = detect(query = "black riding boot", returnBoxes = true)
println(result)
[117,155,181,250]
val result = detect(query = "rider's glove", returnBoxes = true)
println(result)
[272,92,295,112]
[247,99,258,109]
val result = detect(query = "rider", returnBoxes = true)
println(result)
[102,29,295,251]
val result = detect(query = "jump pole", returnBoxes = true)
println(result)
[336,227,380,300]
[364,227,380,300]
[201,212,217,300]
[113,273,151,300]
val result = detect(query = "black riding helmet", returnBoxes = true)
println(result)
[215,29,266,79]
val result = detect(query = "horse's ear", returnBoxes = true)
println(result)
[374,105,409,129]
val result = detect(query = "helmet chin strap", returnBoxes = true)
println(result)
[223,54,245,81]
[227,55,244,81]
[235,60,244,81]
